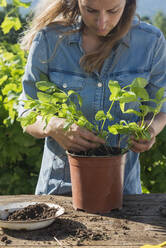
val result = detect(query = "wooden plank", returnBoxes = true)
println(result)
[0,245,139,248]
[0,194,166,247]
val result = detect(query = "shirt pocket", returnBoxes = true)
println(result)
[112,70,150,88]
[49,71,85,93]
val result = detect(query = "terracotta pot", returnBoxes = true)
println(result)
[67,152,127,214]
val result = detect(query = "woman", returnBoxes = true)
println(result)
[18,0,166,195]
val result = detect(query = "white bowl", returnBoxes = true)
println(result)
[0,201,65,230]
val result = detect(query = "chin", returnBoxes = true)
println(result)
[97,31,109,37]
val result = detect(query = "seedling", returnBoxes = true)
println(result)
[18,75,166,151]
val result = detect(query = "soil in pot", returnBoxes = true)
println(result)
[68,144,126,157]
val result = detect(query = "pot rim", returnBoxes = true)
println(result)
[66,147,128,158]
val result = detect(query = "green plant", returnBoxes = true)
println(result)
[0,41,43,195]
[18,76,166,151]
[140,127,166,193]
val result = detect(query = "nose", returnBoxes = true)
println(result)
[97,12,108,30]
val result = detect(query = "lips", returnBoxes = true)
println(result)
[96,29,108,36]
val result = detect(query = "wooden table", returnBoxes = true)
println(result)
[0,194,166,248]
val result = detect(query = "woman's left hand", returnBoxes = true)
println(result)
[130,112,166,153]
[129,126,156,153]
[129,112,166,153]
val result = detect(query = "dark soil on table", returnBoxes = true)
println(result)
[6,203,58,221]
[0,200,110,245]
[1,196,166,246]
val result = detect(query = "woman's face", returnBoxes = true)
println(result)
[78,0,126,37]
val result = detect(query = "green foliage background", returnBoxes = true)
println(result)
[0,1,166,194]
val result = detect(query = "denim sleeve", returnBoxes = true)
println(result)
[18,30,48,117]
[146,31,166,112]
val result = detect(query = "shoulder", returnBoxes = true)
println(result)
[44,22,73,34]
[33,22,75,43]
[131,19,163,38]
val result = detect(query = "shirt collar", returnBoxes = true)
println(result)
[67,17,138,48]
[67,30,80,45]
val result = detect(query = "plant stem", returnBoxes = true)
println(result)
[101,100,115,131]
[145,113,156,130]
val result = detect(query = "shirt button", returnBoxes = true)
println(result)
[98,82,103,87]
[62,83,67,88]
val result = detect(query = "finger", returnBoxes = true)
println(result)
[65,134,102,152]
[78,128,105,144]
[130,137,156,153]
[67,143,89,152]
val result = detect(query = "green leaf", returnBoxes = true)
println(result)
[119,92,137,103]
[13,0,31,8]
[131,87,149,100]
[108,80,121,100]
[36,81,59,92]
[18,111,38,128]
[23,100,39,110]
[0,0,7,7]
[108,125,118,135]
[154,103,162,114]
[106,112,113,121]
[1,16,21,34]
[3,51,14,61]
[108,123,131,135]
[0,75,8,85]
[53,92,68,99]
[139,105,155,115]
[37,92,52,102]
[2,84,18,95]
[122,108,142,116]
[161,97,166,104]
[68,90,83,107]
[156,88,165,101]
[12,17,22,31]
[131,77,148,88]
[1,16,14,34]
[40,73,49,81]
[95,110,106,121]
[77,117,95,131]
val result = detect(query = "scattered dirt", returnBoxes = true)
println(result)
[1,235,12,245]
[1,195,166,246]
[159,207,166,217]
[5,203,58,221]
[1,202,109,243]
[48,218,110,242]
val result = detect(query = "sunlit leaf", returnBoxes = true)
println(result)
[108,80,121,100]
[95,110,106,121]
[13,0,31,8]
[131,77,148,88]
[1,16,14,34]
[0,75,8,85]
[0,0,7,7]
[156,87,165,100]
[131,87,149,100]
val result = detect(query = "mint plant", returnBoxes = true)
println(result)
[18,76,166,151]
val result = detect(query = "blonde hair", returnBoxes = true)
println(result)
[20,0,136,73]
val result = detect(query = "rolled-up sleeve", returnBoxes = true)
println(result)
[18,30,48,117]
[146,31,166,112]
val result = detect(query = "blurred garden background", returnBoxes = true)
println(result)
[0,0,166,195]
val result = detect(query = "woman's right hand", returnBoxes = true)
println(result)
[44,117,105,152]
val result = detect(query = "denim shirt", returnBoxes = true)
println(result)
[18,19,166,195]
